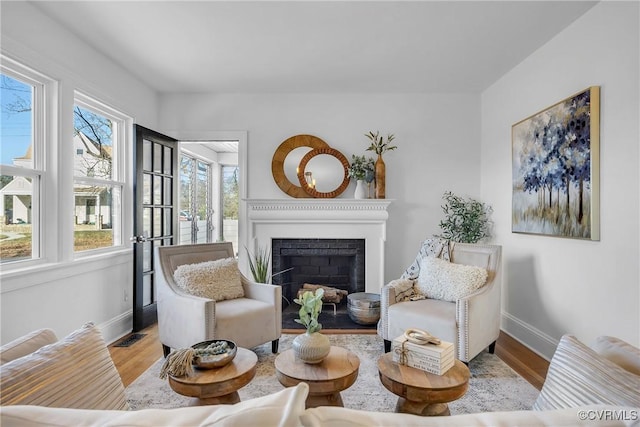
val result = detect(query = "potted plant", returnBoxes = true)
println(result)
[364,131,397,198]
[347,155,374,199]
[245,244,293,284]
[292,289,331,364]
[436,191,493,243]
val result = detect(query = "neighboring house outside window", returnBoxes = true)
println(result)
[0,64,45,264]
[73,95,126,253]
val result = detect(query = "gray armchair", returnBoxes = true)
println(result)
[377,242,502,363]
[154,242,281,357]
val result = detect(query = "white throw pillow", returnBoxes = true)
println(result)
[533,335,640,410]
[416,256,488,302]
[174,257,244,301]
[591,336,640,376]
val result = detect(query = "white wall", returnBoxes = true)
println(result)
[481,2,639,358]
[0,2,158,344]
[159,92,482,283]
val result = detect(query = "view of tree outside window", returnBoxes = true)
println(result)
[0,73,36,263]
[179,155,211,244]
[221,165,238,250]
[73,103,121,252]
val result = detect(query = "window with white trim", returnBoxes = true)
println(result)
[73,94,125,253]
[0,65,45,264]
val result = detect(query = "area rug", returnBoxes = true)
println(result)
[126,334,539,414]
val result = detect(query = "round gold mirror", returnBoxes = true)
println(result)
[271,135,329,198]
[296,147,350,198]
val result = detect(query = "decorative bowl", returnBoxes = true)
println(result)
[191,339,237,369]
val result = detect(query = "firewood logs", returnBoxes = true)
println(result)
[296,283,348,303]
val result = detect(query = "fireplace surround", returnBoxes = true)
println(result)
[244,199,392,294]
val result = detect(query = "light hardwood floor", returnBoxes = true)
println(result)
[109,324,549,390]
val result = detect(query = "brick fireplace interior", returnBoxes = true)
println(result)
[271,238,365,305]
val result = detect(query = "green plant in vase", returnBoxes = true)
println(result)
[436,191,493,243]
[365,131,397,199]
[347,155,374,199]
[294,288,325,333]
[292,289,331,364]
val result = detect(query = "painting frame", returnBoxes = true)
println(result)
[511,86,600,240]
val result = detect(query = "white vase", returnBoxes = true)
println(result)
[354,180,366,199]
[292,332,331,364]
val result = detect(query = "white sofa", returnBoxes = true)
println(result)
[1,324,639,426]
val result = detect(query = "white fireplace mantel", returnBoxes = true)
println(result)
[244,199,392,293]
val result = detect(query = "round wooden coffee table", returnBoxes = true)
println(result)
[377,353,470,416]
[168,347,257,406]
[275,346,360,408]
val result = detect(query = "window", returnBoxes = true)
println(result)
[73,95,124,253]
[221,165,239,250]
[0,66,44,264]
[179,155,211,244]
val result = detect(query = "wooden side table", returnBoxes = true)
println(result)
[275,346,360,408]
[377,353,470,416]
[168,347,257,406]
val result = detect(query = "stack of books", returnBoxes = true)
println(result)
[391,335,455,375]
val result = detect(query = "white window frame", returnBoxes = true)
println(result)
[0,57,55,268]
[72,91,128,257]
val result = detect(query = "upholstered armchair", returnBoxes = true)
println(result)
[377,241,502,363]
[154,242,281,357]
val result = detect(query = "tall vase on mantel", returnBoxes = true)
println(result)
[354,180,366,199]
[375,154,386,199]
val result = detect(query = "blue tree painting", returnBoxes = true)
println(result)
[512,87,600,240]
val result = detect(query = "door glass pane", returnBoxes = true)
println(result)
[164,208,172,236]
[153,208,162,237]
[143,139,152,171]
[142,241,152,271]
[142,274,152,306]
[143,207,152,238]
[164,146,172,174]
[163,177,171,205]
[143,173,151,204]
[153,142,162,173]
[153,174,162,205]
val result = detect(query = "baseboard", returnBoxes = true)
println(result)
[98,310,133,345]
[501,312,558,361]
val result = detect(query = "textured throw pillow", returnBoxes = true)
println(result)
[416,256,488,302]
[533,334,640,410]
[0,322,128,410]
[0,328,58,365]
[174,257,244,301]
[591,336,640,376]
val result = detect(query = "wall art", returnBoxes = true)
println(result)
[512,86,600,240]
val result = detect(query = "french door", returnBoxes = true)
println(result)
[179,156,213,244]
[132,125,178,332]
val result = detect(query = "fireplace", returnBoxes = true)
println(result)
[244,199,392,294]
[272,238,365,303]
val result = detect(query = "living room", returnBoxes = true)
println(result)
[0,1,638,420]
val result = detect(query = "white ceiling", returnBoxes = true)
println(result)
[31,1,597,94]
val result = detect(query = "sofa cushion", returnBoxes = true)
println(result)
[0,382,309,427]
[416,256,488,302]
[0,328,57,365]
[591,336,640,376]
[174,257,245,301]
[533,335,640,411]
[0,322,128,410]
[300,404,640,427]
